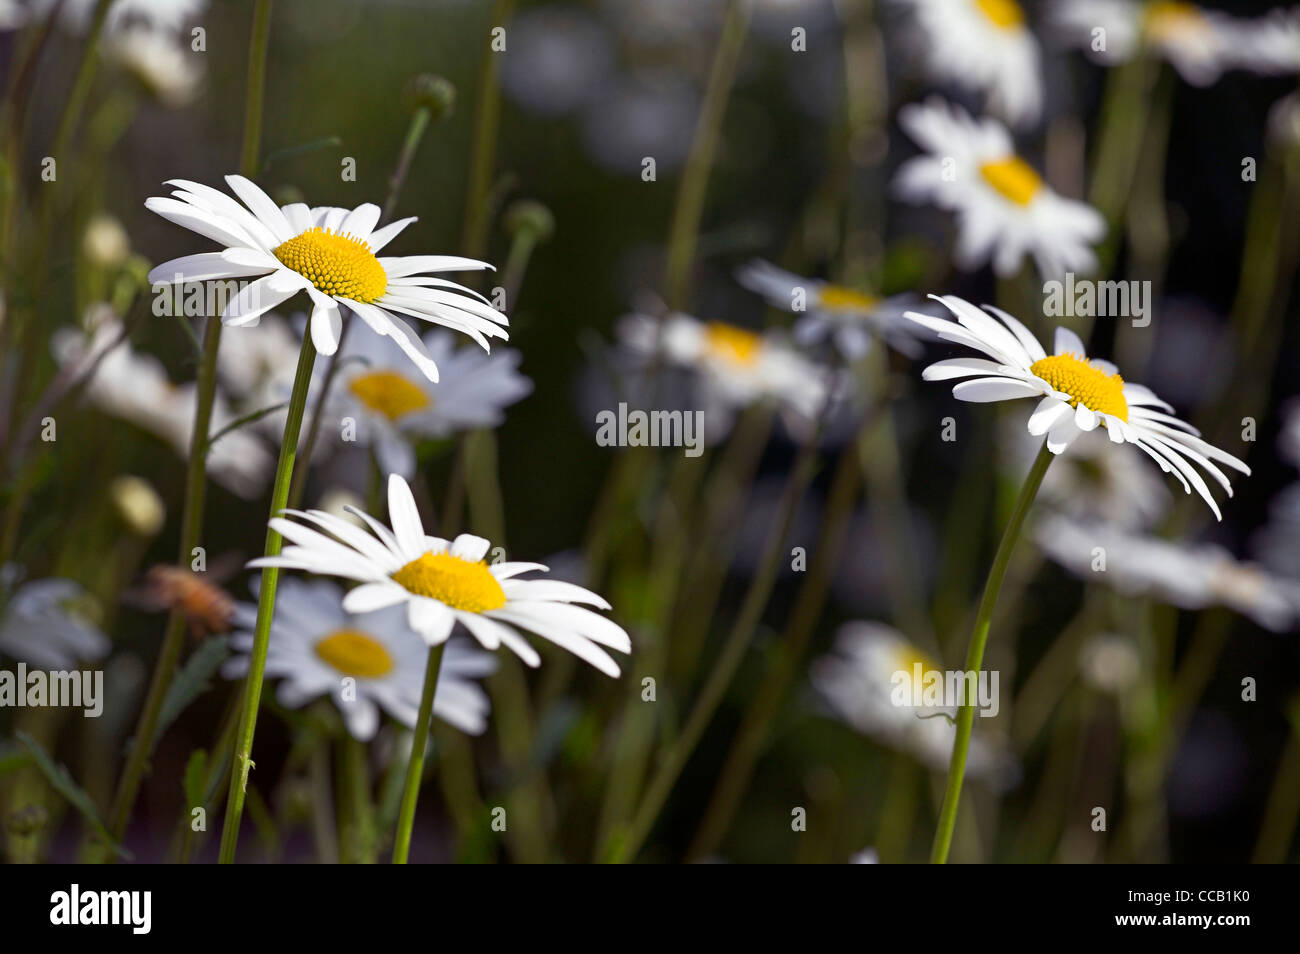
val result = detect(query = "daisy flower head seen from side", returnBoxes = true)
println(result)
[894,98,1106,280]
[1051,0,1300,86]
[735,259,930,360]
[892,0,1042,127]
[308,322,532,480]
[617,309,832,439]
[905,295,1250,519]
[222,578,496,739]
[248,475,631,677]
[144,175,508,382]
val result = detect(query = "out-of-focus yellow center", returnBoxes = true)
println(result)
[704,322,763,367]
[391,551,507,613]
[975,0,1024,29]
[348,369,430,420]
[817,286,880,313]
[979,156,1042,206]
[315,628,394,678]
[1030,353,1129,421]
[1143,1,1208,42]
[891,644,941,682]
[273,227,387,303]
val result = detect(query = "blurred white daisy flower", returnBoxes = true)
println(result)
[145,175,507,382]
[308,323,532,480]
[501,5,615,117]
[222,577,495,739]
[811,622,1017,787]
[1036,514,1300,632]
[735,259,929,360]
[2,0,206,33]
[891,0,1042,127]
[894,98,1106,279]
[249,475,631,677]
[617,310,831,438]
[907,295,1249,519]
[1051,0,1300,85]
[0,566,109,669]
[52,311,273,498]
[106,24,201,107]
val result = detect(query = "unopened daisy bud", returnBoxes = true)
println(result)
[110,475,166,537]
[505,199,555,243]
[83,214,130,269]
[1078,633,1141,695]
[405,74,456,120]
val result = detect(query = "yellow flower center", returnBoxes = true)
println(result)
[817,286,880,313]
[348,369,430,420]
[979,156,1043,206]
[314,628,394,678]
[1030,353,1129,421]
[391,551,507,614]
[272,227,388,303]
[1143,1,1208,42]
[975,0,1024,29]
[892,645,941,680]
[704,322,763,367]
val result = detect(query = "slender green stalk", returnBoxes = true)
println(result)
[104,1,273,856]
[392,643,447,864]
[930,442,1053,864]
[662,0,751,308]
[340,736,376,864]
[687,410,869,860]
[288,100,436,510]
[609,432,820,863]
[1253,697,1300,864]
[461,0,516,259]
[217,332,318,864]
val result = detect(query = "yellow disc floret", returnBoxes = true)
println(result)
[273,227,388,303]
[315,628,395,678]
[1143,1,1209,42]
[391,551,507,614]
[704,322,763,367]
[1030,353,1129,421]
[975,0,1025,29]
[979,156,1042,206]
[817,286,880,313]
[348,369,430,420]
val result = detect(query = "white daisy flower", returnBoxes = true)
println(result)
[248,474,632,677]
[221,578,495,739]
[1051,0,1300,86]
[0,566,109,669]
[144,175,508,382]
[891,0,1042,127]
[106,24,202,107]
[894,98,1106,280]
[51,311,274,498]
[810,622,1017,787]
[617,310,831,437]
[305,323,532,480]
[1036,514,1300,633]
[906,295,1249,519]
[735,259,929,360]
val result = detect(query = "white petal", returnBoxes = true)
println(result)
[386,473,426,557]
[1054,326,1087,357]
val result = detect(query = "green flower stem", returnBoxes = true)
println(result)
[460,0,516,259]
[609,430,820,863]
[340,736,376,864]
[930,442,1053,864]
[662,0,750,308]
[392,642,447,864]
[104,0,273,858]
[1252,696,1300,864]
[288,101,435,511]
[217,331,318,864]
[686,408,870,861]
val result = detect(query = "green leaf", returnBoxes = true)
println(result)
[259,135,342,174]
[14,731,130,859]
[183,749,208,809]
[208,402,289,449]
[149,636,231,752]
